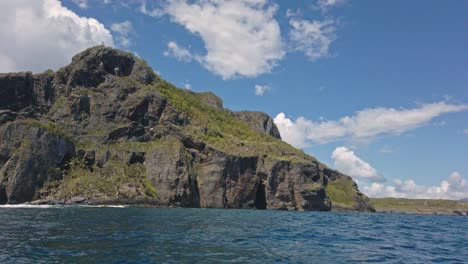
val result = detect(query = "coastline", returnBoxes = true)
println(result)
[4,197,466,216]
[369,198,468,216]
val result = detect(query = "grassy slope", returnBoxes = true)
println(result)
[371,198,468,214]
[326,177,359,208]
[41,159,158,201]
[154,80,316,163]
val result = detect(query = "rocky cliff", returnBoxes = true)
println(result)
[0,46,374,212]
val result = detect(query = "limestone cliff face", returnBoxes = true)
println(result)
[0,46,373,212]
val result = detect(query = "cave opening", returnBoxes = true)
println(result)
[0,187,7,204]
[254,182,267,210]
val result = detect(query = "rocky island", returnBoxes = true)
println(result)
[0,46,374,212]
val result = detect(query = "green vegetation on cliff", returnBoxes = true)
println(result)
[41,158,157,201]
[155,80,315,163]
[326,177,359,208]
[23,119,75,143]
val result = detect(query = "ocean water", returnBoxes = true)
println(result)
[0,206,466,263]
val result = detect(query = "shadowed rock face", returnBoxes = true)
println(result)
[144,142,330,211]
[0,46,373,212]
[0,72,55,114]
[0,123,74,203]
[0,73,35,112]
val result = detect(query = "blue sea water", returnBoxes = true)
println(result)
[0,206,466,263]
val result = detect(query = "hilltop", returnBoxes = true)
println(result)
[0,46,373,212]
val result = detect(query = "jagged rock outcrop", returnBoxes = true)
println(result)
[196,92,224,110]
[324,167,375,212]
[0,46,373,212]
[233,111,282,139]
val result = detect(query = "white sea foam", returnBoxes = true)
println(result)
[0,204,63,209]
[81,205,128,208]
[0,204,128,209]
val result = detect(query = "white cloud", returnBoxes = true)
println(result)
[289,17,336,61]
[164,41,194,63]
[316,0,347,12]
[111,21,133,36]
[0,0,114,73]
[285,8,299,18]
[362,182,404,198]
[139,1,164,17]
[142,1,337,78]
[255,84,270,96]
[363,172,468,200]
[332,147,385,182]
[111,21,133,47]
[380,145,393,154]
[273,113,309,148]
[72,0,88,9]
[274,101,468,148]
[184,82,192,90]
[164,0,284,79]
[73,0,112,8]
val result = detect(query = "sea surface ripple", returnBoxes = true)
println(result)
[0,207,466,263]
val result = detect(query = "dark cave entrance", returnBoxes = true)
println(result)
[254,182,267,210]
[0,187,7,204]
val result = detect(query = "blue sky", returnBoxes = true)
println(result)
[1,0,467,199]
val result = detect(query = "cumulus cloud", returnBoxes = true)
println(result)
[0,0,114,73]
[164,41,194,63]
[328,145,468,200]
[363,172,468,200]
[110,21,133,47]
[332,147,385,182]
[274,101,468,148]
[141,1,338,78]
[163,0,284,79]
[289,17,336,61]
[273,113,308,148]
[255,85,270,96]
